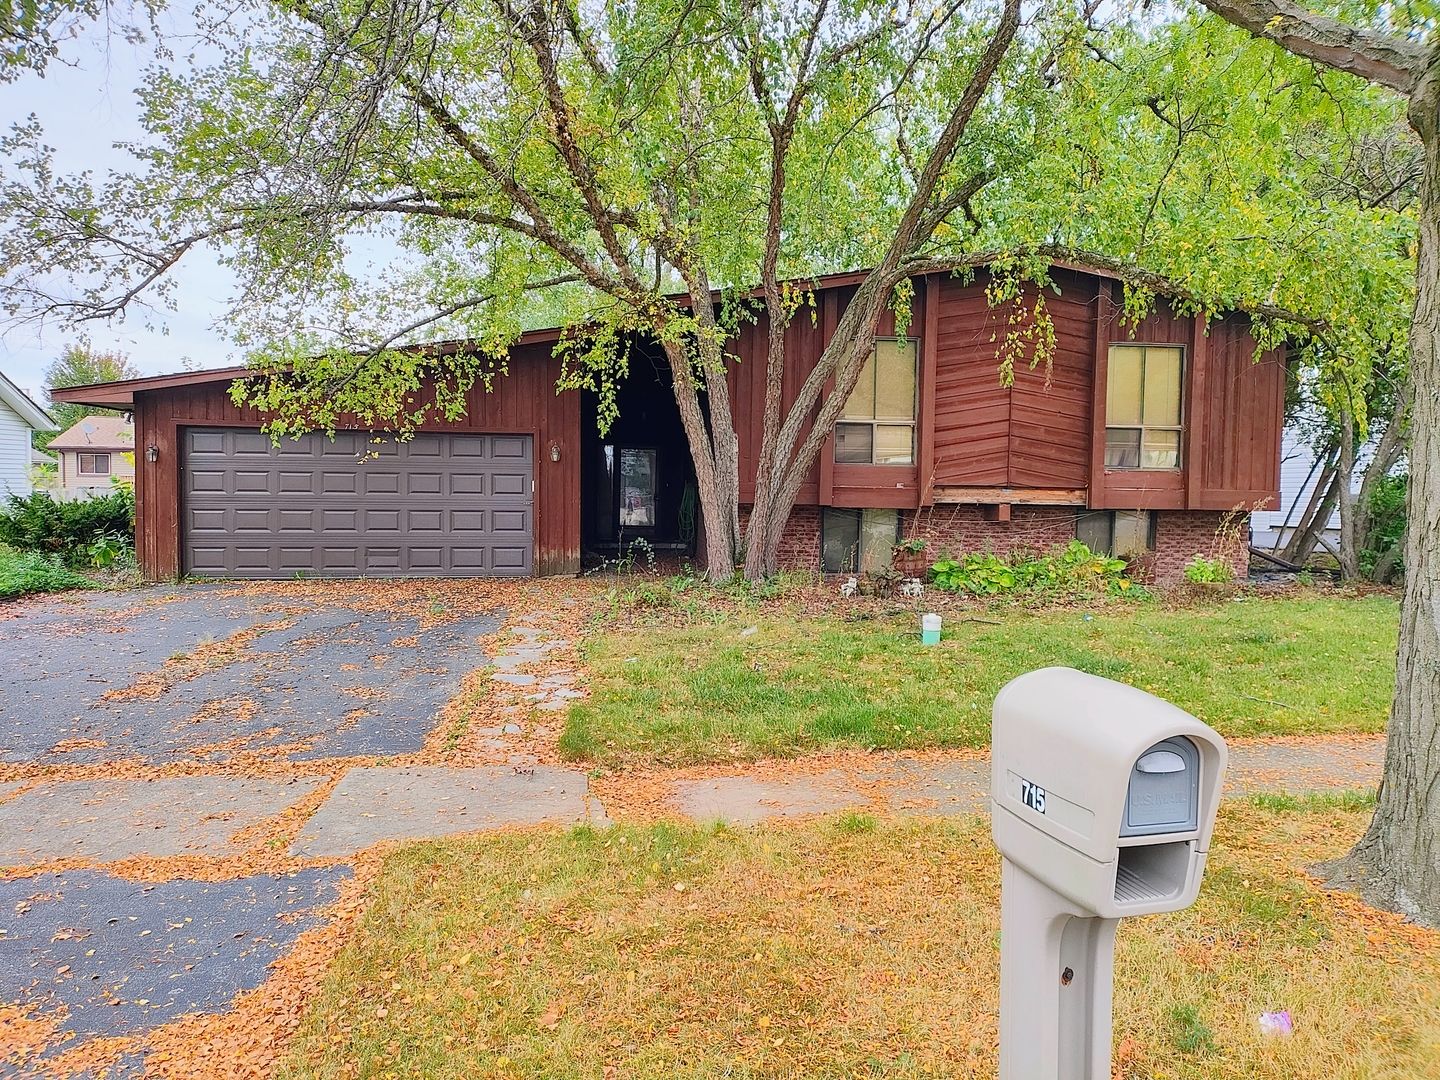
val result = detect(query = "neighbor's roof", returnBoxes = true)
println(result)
[48,415,135,450]
[0,369,56,430]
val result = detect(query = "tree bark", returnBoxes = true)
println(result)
[1322,64,1440,924]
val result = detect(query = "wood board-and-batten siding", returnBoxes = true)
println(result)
[131,343,580,580]
[116,266,1280,580]
[726,270,1283,514]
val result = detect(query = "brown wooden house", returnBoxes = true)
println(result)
[51,266,1283,584]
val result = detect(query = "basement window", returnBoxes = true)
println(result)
[1105,345,1182,469]
[835,338,917,465]
[822,508,898,574]
[78,453,111,475]
[1077,510,1155,557]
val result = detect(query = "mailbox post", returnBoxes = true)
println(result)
[990,667,1227,1080]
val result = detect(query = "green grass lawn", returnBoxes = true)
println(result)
[560,593,1397,767]
[279,799,1440,1080]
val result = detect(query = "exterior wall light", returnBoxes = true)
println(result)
[549,444,561,462]
[146,445,159,463]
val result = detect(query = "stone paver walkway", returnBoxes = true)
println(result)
[668,736,1385,825]
[0,776,326,865]
[292,765,606,858]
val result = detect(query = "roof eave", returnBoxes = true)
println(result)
[0,370,57,429]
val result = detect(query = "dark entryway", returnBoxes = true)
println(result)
[581,343,698,564]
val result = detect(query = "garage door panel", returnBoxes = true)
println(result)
[182,429,533,578]
[492,472,527,496]
[277,509,314,532]
[364,548,403,572]
[190,431,227,455]
[364,472,400,495]
[321,472,357,494]
[493,510,528,533]
[407,547,444,570]
[190,547,228,571]
[279,547,317,570]
[189,508,227,533]
[189,470,226,493]
[364,509,400,532]
[323,509,359,532]
[408,472,442,495]
[321,547,360,571]
[232,431,271,455]
[235,547,275,570]
[234,508,271,532]
[451,547,487,569]
[492,546,528,569]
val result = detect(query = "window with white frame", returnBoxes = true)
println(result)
[78,453,111,476]
[834,337,918,465]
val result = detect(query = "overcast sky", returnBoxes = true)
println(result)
[0,15,238,401]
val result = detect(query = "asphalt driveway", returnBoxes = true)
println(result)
[0,584,501,765]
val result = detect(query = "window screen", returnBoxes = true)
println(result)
[835,338,917,465]
[1105,345,1182,469]
[78,453,110,475]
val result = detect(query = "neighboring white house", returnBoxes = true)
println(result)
[1251,426,1374,555]
[0,370,56,497]
[48,415,136,497]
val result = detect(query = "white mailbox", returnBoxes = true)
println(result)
[990,667,1227,1080]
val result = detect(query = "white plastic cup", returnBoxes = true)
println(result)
[921,613,942,645]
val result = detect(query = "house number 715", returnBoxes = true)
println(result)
[1021,778,1046,814]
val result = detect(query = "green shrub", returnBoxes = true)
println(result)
[1360,473,1406,582]
[0,549,96,599]
[927,540,1135,598]
[0,489,134,566]
[1183,553,1234,584]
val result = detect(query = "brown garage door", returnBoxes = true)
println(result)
[182,428,533,577]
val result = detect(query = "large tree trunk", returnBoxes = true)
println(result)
[1325,69,1440,924]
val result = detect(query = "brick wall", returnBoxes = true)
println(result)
[754,503,1249,584]
[740,504,822,571]
[899,505,1081,560]
[1142,510,1250,584]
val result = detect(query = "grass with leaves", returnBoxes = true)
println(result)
[560,593,1396,767]
[281,795,1440,1079]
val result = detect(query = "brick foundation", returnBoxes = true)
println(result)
[738,504,822,572]
[1143,510,1250,584]
[899,505,1081,561]
[755,503,1250,584]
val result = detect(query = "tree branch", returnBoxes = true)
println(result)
[1194,0,1429,95]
